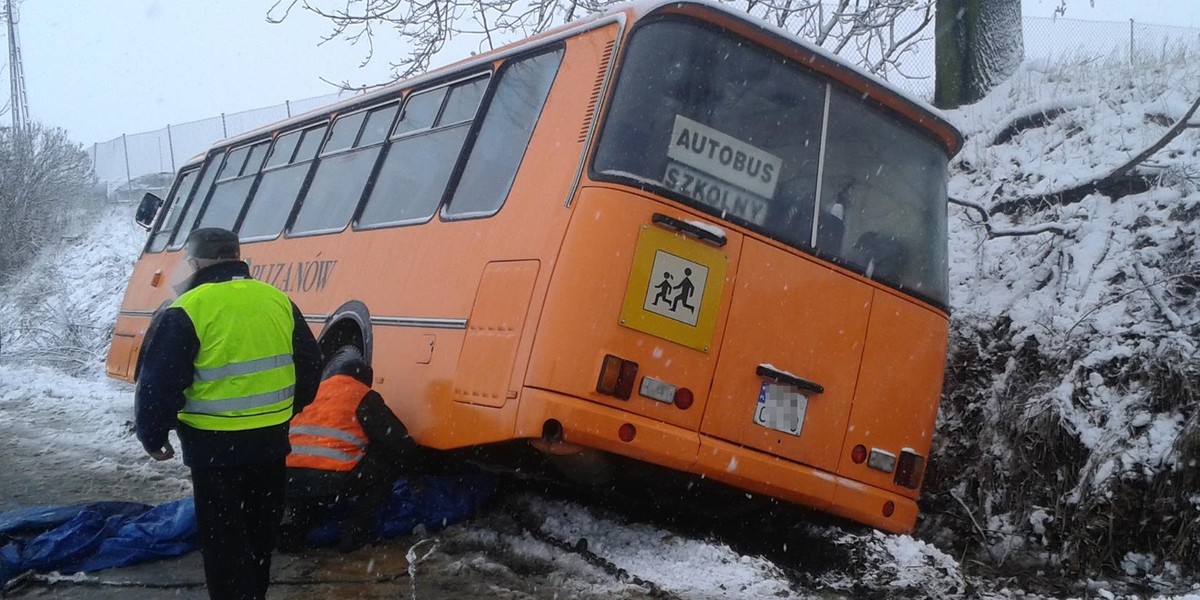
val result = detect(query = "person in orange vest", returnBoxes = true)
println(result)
[278,346,417,553]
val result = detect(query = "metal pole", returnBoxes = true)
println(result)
[166,124,176,172]
[221,113,228,138]
[6,0,17,134]
[6,0,29,136]
[122,133,132,188]
[286,100,292,118]
[1130,19,1135,64]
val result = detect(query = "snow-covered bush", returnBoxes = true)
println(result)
[925,46,1200,584]
[0,206,145,375]
[0,124,98,283]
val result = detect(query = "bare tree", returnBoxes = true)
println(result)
[267,0,936,85]
[0,124,95,282]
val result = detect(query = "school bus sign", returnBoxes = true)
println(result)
[661,115,782,226]
[619,224,728,352]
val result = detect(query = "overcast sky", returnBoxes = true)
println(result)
[12,1,1200,146]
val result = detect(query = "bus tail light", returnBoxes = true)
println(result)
[618,423,637,442]
[882,501,895,518]
[597,354,638,400]
[894,450,925,489]
[673,388,694,410]
[851,444,867,464]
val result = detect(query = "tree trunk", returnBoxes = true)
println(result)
[935,0,1023,108]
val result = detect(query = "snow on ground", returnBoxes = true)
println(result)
[531,496,796,598]
[0,362,191,511]
[1,205,147,376]
[0,206,192,511]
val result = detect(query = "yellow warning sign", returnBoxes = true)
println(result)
[619,224,728,352]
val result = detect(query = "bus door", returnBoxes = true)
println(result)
[698,241,872,474]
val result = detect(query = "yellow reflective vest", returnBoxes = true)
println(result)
[172,277,297,431]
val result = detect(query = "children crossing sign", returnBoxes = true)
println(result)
[620,224,727,352]
[643,251,708,327]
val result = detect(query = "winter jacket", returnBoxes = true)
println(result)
[135,260,322,468]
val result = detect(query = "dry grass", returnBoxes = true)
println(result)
[927,318,1200,584]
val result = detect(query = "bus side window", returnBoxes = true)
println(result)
[444,47,564,219]
[146,169,199,253]
[357,75,490,229]
[198,140,271,231]
[238,124,328,242]
[289,103,399,236]
[168,154,223,250]
[263,130,301,170]
[392,88,444,137]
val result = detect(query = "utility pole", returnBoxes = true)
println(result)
[5,0,30,136]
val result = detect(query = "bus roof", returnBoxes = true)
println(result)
[209,0,960,157]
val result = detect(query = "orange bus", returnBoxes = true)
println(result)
[109,0,962,533]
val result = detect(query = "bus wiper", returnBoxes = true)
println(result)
[756,364,824,395]
[651,213,727,247]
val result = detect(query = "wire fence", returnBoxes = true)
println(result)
[89,14,1200,198]
[89,91,358,199]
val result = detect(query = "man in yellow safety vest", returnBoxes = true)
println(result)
[135,227,321,600]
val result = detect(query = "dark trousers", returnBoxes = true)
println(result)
[191,459,286,600]
[280,449,400,551]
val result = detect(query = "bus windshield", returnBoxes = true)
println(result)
[593,16,950,305]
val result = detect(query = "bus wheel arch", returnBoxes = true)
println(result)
[317,301,373,365]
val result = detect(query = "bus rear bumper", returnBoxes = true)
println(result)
[514,387,918,533]
[692,438,917,533]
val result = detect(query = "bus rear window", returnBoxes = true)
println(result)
[593,17,950,305]
[821,89,949,303]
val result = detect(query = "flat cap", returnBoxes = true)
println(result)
[186,228,240,260]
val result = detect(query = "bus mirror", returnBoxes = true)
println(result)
[135,192,163,230]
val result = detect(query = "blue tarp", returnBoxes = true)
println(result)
[0,475,495,586]
[0,499,194,586]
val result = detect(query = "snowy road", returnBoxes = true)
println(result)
[0,365,190,513]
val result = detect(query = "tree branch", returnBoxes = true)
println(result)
[950,184,1074,239]
[267,0,937,86]
[991,94,1200,215]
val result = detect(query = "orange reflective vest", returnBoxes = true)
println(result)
[287,374,370,472]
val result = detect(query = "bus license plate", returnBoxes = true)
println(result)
[753,382,806,437]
